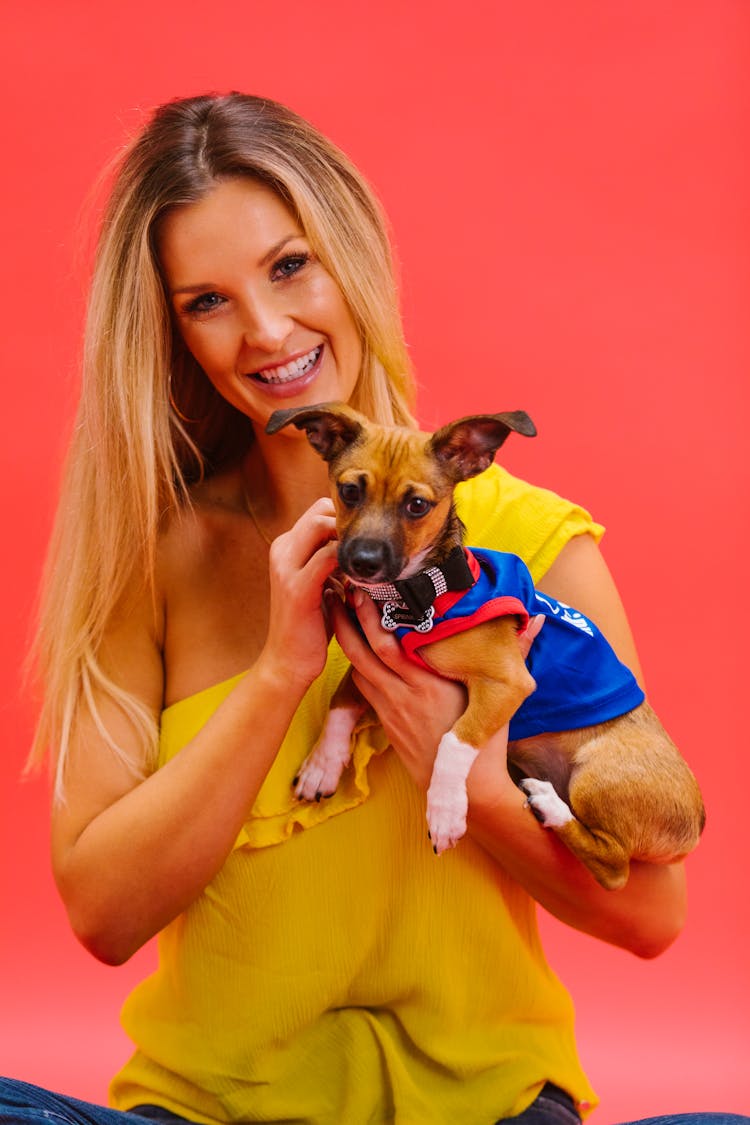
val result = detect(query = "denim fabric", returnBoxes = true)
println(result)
[614,1118,750,1125]
[499,1082,583,1124]
[0,1079,187,1125]
[1,1075,748,1125]
[501,1086,750,1125]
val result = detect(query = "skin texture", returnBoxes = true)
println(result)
[50,178,686,966]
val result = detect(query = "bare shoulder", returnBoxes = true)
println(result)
[158,466,241,565]
[537,533,644,685]
[157,465,271,705]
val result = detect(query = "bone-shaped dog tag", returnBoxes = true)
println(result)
[380,603,402,631]
[380,603,435,633]
[414,608,435,633]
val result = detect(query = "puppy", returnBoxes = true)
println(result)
[266,403,705,889]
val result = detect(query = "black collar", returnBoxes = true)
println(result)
[358,545,475,632]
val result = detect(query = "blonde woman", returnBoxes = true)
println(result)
[4,93,728,1125]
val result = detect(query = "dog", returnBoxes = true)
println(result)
[266,403,705,889]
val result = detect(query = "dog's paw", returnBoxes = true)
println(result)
[426,774,469,855]
[293,715,355,801]
[293,753,345,802]
[519,778,573,828]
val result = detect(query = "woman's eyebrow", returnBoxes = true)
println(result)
[169,235,306,296]
[171,281,218,296]
[259,234,304,266]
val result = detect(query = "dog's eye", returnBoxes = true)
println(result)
[404,496,433,519]
[338,482,362,507]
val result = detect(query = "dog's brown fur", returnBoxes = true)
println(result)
[267,403,705,889]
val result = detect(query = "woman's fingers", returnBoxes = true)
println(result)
[330,589,413,684]
[327,592,380,671]
[270,498,337,570]
[259,499,342,687]
[518,613,545,659]
[303,539,340,589]
[353,589,430,672]
[267,499,339,612]
[328,590,468,790]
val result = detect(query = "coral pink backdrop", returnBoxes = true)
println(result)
[2,2,748,1118]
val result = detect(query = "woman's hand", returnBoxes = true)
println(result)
[330,592,546,790]
[328,589,468,789]
[260,498,340,690]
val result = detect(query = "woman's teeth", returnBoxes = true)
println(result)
[253,346,322,384]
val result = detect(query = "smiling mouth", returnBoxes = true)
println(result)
[250,345,323,385]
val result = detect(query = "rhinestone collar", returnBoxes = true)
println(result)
[354,545,475,633]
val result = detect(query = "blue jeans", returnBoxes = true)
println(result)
[0,1079,185,1125]
[1,1076,748,1124]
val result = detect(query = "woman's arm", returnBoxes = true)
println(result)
[331,534,687,959]
[536,530,645,686]
[51,499,339,966]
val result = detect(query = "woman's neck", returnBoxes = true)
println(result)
[241,430,331,537]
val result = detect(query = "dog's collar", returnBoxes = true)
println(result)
[355,545,476,633]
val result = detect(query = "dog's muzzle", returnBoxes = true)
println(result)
[339,538,397,582]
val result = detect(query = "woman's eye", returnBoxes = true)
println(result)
[404,496,432,519]
[272,253,309,281]
[338,482,362,507]
[184,292,225,316]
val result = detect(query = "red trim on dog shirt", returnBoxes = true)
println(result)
[399,594,529,670]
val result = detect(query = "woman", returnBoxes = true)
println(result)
[3,93,734,1125]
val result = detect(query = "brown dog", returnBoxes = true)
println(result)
[267,403,705,889]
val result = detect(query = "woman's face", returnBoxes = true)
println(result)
[158,177,363,431]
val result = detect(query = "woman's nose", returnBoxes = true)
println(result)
[240,293,294,354]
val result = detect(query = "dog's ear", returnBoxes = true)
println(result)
[429,410,536,481]
[266,402,365,462]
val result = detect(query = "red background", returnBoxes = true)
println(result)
[2,2,748,1119]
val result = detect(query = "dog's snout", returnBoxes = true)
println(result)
[340,538,393,581]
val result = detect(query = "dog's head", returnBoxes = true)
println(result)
[266,403,535,584]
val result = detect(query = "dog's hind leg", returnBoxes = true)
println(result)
[519,777,631,890]
[294,671,368,802]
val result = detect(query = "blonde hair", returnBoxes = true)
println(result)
[30,93,416,798]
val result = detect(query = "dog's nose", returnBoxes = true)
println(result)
[343,539,390,581]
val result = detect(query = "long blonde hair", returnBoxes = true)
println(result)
[30,93,416,798]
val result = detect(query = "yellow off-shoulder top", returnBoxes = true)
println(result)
[111,465,603,1124]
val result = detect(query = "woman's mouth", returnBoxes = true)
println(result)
[250,345,323,386]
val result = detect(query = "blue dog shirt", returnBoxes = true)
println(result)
[390,548,644,741]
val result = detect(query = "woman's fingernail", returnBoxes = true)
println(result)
[353,589,365,609]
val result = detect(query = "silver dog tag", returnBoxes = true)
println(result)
[380,603,435,633]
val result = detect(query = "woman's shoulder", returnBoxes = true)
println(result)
[156,464,268,622]
[155,465,271,704]
[455,464,604,583]
[158,465,250,569]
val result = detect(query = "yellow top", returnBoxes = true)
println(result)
[111,465,603,1124]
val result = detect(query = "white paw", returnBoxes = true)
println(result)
[294,754,347,801]
[293,709,356,801]
[426,772,469,855]
[520,778,573,828]
[426,731,480,855]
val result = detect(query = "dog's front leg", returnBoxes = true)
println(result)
[426,677,531,854]
[426,731,481,855]
[424,620,536,854]
[294,670,368,801]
